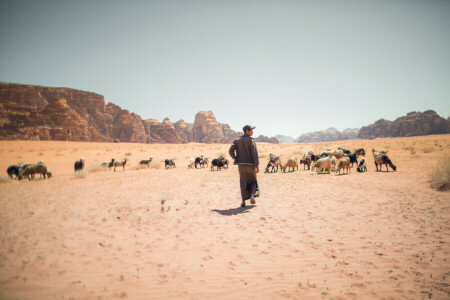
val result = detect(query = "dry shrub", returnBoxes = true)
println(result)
[88,165,108,173]
[0,175,11,183]
[132,164,147,170]
[409,147,416,155]
[422,147,434,153]
[149,161,161,169]
[125,152,132,156]
[72,172,87,179]
[430,158,450,191]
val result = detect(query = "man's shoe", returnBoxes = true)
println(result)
[241,201,246,208]
[250,196,256,204]
[254,189,260,198]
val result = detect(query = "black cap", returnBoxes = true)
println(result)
[243,124,256,132]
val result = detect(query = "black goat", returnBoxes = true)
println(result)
[165,159,176,169]
[74,158,85,173]
[346,153,358,168]
[211,158,225,171]
[139,157,153,167]
[7,165,19,179]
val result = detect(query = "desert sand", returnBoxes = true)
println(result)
[0,135,449,299]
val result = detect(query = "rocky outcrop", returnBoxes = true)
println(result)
[274,135,294,144]
[145,118,182,144]
[174,120,194,143]
[255,135,279,144]
[359,110,450,139]
[295,128,360,143]
[192,111,239,143]
[0,82,280,144]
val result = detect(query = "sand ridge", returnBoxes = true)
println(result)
[0,135,449,299]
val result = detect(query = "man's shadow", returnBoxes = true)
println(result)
[212,205,255,216]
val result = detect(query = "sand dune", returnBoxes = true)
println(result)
[0,135,449,299]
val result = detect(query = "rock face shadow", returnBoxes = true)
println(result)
[211,206,255,216]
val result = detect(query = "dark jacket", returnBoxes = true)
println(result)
[229,134,259,167]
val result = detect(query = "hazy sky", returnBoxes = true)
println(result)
[1,0,449,137]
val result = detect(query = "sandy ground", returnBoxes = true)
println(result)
[0,135,449,300]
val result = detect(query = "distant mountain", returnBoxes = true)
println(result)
[274,135,294,143]
[295,127,359,143]
[359,110,450,139]
[0,82,279,144]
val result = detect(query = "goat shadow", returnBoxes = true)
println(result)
[212,205,255,216]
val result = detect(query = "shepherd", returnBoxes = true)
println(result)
[229,124,260,208]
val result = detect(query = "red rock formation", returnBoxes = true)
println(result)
[174,120,194,143]
[0,82,280,144]
[359,110,450,139]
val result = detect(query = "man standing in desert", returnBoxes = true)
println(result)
[229,125,260,208]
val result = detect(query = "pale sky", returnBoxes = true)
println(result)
[1,0,449,137]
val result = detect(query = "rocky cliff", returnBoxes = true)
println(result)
[255,135,279,144]
[0,82,279,144]
[295,127,360,143]
[358,110,450,139]
[274,135,294,144]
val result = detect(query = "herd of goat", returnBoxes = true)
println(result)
[6,146,396,181]
[265,147,396,174]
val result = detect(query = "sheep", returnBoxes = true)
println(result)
[211,158,226,171]
[188,157,195,168]
[74,157,85,173]
[346,153,358,168]
[372,149,396,172]
[113,158,127,171]
[311,157,332,174]
[282,157,298,173]
[335,157,351,175]
[299,155,311,170]
[165,159,176,169]
[357,157,367,173]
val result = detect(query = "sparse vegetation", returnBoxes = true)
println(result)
[125,152,132,156]
[0,175,11,183]
[430,158,450,191]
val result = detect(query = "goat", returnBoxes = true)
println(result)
[338,147,351,155]
[357,157,367,173]
[18,163,50,181]
[335,157,351,175]
[139,156,153,167]
[165,159,176,169]
[299,156,311,170]
[354,148,366,156]
[346,153,358,168]
[7,165,20,179]
[311,157,331,174]
[282,157,298,173]
[74,158,85,173]
[372,149,396,172]
[211,158,226,171]
[329,156,338,172]
[100,159,115,170]
[188,157,195,168]
[265,154,282,173]
[113,158,127,171]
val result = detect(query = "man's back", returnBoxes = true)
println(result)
[229,135,259,166]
